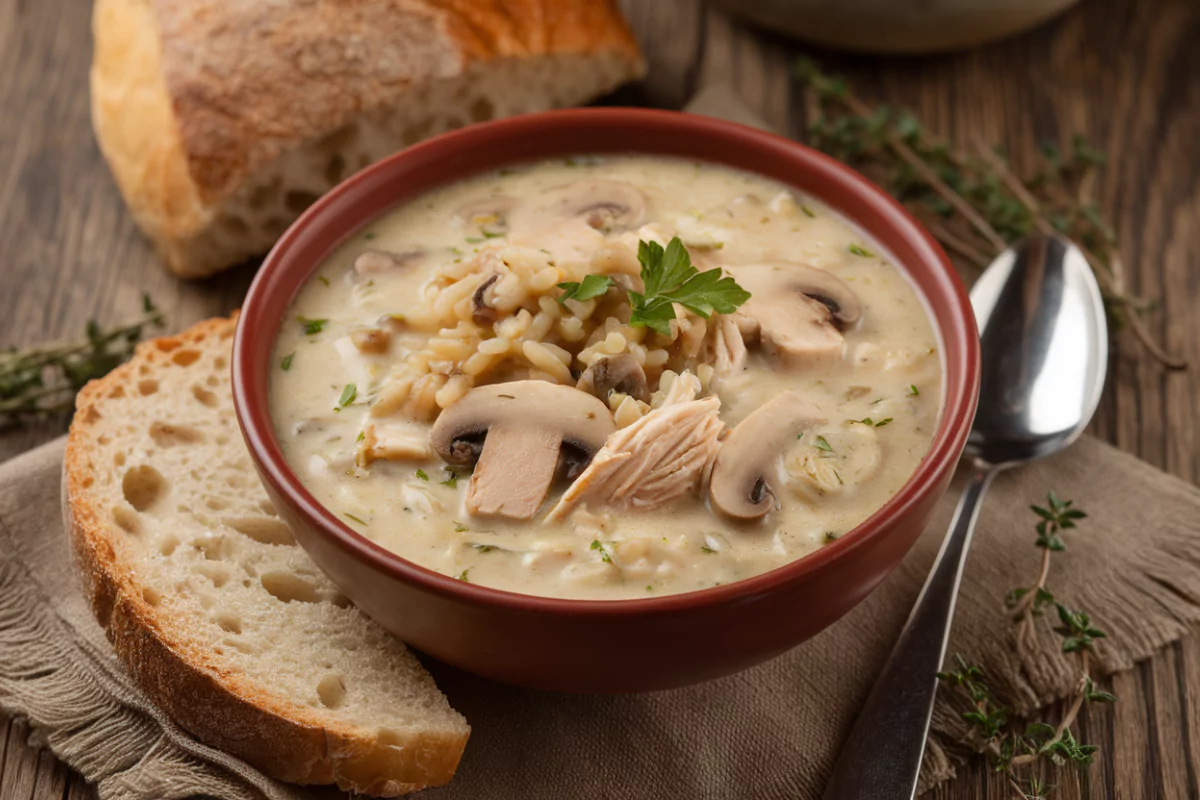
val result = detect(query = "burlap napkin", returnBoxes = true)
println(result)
[4,88,1200,800]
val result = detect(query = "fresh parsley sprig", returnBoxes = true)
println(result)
[556,238,751,335]
[628,238,751,335]
[557,274,614,304]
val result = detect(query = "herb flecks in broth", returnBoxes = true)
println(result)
[271,155,942,599]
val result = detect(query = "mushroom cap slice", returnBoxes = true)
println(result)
[511,180,647,233]
[353,249,424,277]
[455,195,518,234]
[577,354,650,404]
[709,391,826,520]
[729,263,862,366]
[430,381,616,519]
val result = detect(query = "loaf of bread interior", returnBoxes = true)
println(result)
[65,315,470,796]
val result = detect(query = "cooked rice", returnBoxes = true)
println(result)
[362,240,744,428]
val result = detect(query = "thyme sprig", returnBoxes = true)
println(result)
[794,58,1185,370]
[938,494,1111,799]
[0,295,164,427]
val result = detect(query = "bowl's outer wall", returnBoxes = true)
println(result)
[234,109,980,692]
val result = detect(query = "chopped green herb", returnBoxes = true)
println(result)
[316,275,330,286]
[852,417,874,426]
[356,430,365,442]
[796,432,804,440]
[415,469,429,481]
[472,543,496,553]
[814,435,833,452]
[363,232,376,240]
[557,274,614,305]
[629,237,751,335]
[848,244,876,258]
[457,569,470,582]
[823,531,840,543]
[590,539,612,564]
[908,384,920,396]
[465,236,483,244]
[440,467,461,488]
[450,246,463,256]
[874,418,893,427]
[700,545,716,554]
[299,316,328,335]
[344,513,368,526]
[801,205,817,218]
[646,585,654,592]
[280,352,294,371]
[453,521,469,533]
[337,383,357,408]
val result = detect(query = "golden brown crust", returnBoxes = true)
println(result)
[64,316,467,796]
[90,0,644,277]
[156,0,641,202]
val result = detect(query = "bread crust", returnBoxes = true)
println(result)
[90,0,645,277]
[64,316,468,796]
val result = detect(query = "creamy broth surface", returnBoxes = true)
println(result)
[271,156,942,599]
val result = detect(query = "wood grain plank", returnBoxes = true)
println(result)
[0,718,46,800]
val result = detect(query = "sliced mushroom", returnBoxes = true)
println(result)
[709,391,826,520]
[455,196,518,236]
[511,180,646,234]
[472,274,501,325]
[729,263,862,366]
[353,249,424,277]
[350,327,391,354]
[577,355,650,404]
[430,381,616,520]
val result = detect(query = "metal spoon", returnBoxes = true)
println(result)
[821,233,1108,799]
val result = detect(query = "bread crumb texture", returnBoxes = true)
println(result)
[65,316,469,796]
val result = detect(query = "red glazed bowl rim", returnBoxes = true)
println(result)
[233,107,980,618]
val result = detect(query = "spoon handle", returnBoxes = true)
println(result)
[821,464,996,800]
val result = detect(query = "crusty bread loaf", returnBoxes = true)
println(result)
[89,0,645,278]
[64,315,469,796]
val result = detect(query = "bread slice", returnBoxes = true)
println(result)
[90,0,646,278]
[64,315,469,797]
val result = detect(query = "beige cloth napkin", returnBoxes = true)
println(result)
[5,88,1200,800]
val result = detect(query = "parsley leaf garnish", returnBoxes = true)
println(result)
[415,469,429,481]
[280,352,294,371]
[557,274,614,304]
[814,435,833,452]
[628,237,751,335]
[848,244,875,258]
[299,316,328,335]
[590,539,612,564]
[337,383,356,408]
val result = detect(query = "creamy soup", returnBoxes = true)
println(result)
[270,156,942,600]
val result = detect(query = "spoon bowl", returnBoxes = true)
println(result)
[823,233,1108,799]
[969,235,1108,467]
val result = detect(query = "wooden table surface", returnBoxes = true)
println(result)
[2,0,1199,797]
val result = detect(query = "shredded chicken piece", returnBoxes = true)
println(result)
[355,421,432,467]
[547,372,724,521]
[706,314,747,379]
